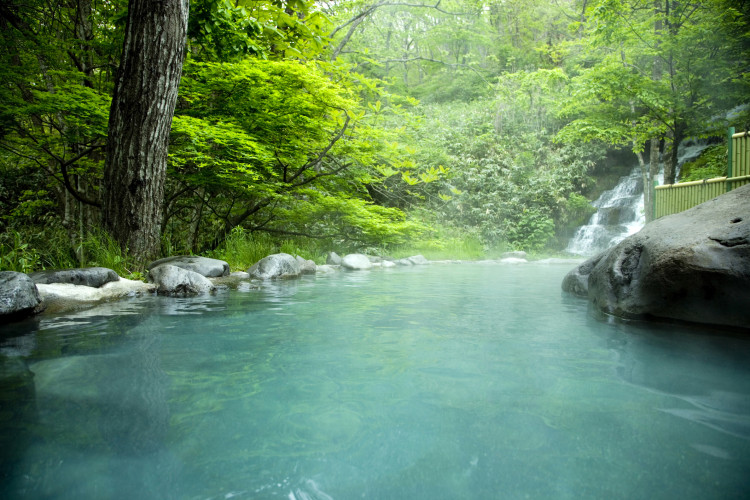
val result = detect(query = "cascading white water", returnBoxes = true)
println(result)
[566,140,711,256]
[565,167,645,256]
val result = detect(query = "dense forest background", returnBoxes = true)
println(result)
[1,0,748,274]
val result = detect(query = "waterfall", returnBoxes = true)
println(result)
[566,140,711,256]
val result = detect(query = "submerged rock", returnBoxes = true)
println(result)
[29,267,119,288]
[564,183,750,329]
[341,254,372,270]
[248,253,301,280]
[315,264,339,273]
[0,271,44,322]
[31,335,170,455]
[147,256,230,278]
[148,264,216,296]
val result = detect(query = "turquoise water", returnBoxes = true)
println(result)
[1,262,749,499]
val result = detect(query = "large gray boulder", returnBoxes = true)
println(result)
[564,184,750,329]
[407,255,429,265]
[29,267,119,288]
[295,256,317,274]
[341,253,372,270]
[248,253,301,280]
[148,264,216,296]
[0,271,44,321]
[561,253,605,297]
[326,252,342,265]
[147,255,230,277]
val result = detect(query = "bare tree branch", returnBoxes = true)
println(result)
[287,112,351,184]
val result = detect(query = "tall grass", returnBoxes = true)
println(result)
[0,226,141,278]
[1,219,534,278]
[387,226,487,260]
[208,228,332,271]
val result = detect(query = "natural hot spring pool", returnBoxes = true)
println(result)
[1,262,749,499]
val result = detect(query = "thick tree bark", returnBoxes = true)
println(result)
[645,0,662,223]
[102,0,189,263]
[645,137,660,222]
[663,127,683,185]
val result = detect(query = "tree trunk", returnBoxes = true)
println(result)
[663,125,683,185]
[102,0,189,263]
[645,0,662,223]
[645,137,661,222]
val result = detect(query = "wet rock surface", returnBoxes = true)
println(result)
[0,272,44,321]
[564,184,750,329]
[147,256,230,278]
[29,267,119,288]
[247,253,301,280]
[296,256,317,274]
[341,254,372,270]
[325,252,342,265]
[148,264,216,296]
[36,279,156,313]
[561,253,605,297]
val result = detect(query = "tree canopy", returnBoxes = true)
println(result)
[1,0,748,271]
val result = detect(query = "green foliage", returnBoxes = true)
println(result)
[0,224,139,277]
[1,0,748,268]
[77,230,142,278]
[679,144,727,182]
[406,98,604,252]
[503,208,555,251]
[275,190,428,247]
[210,227,339,269]
[0,231,41,273]
[209,228,301,269]
[188,0,330,61]
[559,192,597,235]
[388,223,485,260]
[556,0,750,152]
[164,56,433,253]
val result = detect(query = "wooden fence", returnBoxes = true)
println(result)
[654,128,750,218]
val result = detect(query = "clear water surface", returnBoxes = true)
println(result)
[1,262,749,499]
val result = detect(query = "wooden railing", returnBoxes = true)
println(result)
[731,128,750,178]
[654,128,750,218]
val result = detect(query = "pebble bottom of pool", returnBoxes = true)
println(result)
[1,262,749,499]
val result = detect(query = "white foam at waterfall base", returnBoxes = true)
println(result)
[566,166,645,256]
[566,140,710,256]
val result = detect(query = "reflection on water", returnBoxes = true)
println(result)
[1,263,749,499]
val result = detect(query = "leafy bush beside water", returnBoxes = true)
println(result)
[679,145,727,182]
[0,225,141,278]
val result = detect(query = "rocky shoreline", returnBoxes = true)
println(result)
[1,251,547,322]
